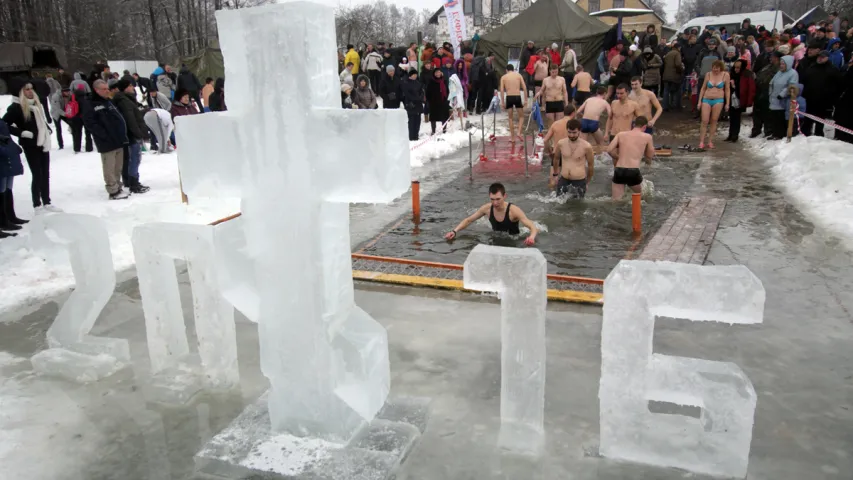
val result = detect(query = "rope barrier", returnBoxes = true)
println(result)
[409,110,459,151]
[793,103,853,137]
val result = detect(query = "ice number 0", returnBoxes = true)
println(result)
[599,260,765,478]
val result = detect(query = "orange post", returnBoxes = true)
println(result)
[631,193,642,234]
[412,180,421,220]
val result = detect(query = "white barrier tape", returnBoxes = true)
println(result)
[793,103,853,137]
[410,110,457,151]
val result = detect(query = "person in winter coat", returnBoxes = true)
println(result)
[379,66,402,109]
[352,75,378,109]
[768,55,799,139]
[801,51,842,136]
[177,65,204,112]
[519,41,536,95]
[751,52,781,138]
[827,38,845,68]
[113,79,150,193]
[341,84,354,109]
[401,70,424,141]
[726,59,755,142]
[49,87,73,149]
[362,48,384,95]
[475,53,498,114]
[0,118,27,237]
[56,68,73,89]
[143,108,175,154]
[344,45,361,75]
[133,73,153,95]
[70,72,91,95]
[147,89,172,111]
[2,80,54,209]
[170,89,200,121]
[340,62,355,88]
[82,79,130,199]
[662,44,683,110]
[208,78,226,112]
[154,65,174,98]
[560,44,578,85]
[426,68,450,135]
[834,58,853,143]
[641,47,663,95]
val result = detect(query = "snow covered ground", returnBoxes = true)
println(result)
[0,95,481,314]
[743,129,853,250]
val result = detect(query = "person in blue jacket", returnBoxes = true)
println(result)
[0,119,26,238]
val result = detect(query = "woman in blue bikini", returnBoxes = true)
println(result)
[697,60,730,149]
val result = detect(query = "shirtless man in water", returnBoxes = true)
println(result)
[445,182,538,246]
[607,115,654,200]
[575,86,611,146]
[628,76,663,135]
[554,119,595,199]
[570,65,593,106]
[500,64,527,140]
[535,64,568,129]
[605,83,642,141]
[542,104,576,186]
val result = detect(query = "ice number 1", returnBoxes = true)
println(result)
[599,260,765,478]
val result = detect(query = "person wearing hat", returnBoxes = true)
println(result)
[800,49,841,136]
[751,51,781,138]
[696,36,723,79]
[400,68,424,141]
[640,46,662,97]
[0,116,27,238]
[798,41,823,74]
[112,79,150,194]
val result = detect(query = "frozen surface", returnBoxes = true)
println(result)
[132,223,238,391]
[177,2,410,443]
[600,260,765,478]
[27,214,130,380]
[195,393,429,479]
[745,134,853,250]
[463,245,547,455]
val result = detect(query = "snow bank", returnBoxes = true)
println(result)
[0,95,237,315]
[745,134,853,248]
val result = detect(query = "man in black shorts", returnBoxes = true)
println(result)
[607,115,655,200]
[499,64,527,140]
[535,64,569,130]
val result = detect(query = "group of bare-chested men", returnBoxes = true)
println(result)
[497,66,662,200]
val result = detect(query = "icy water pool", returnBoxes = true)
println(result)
[357,153,703,279]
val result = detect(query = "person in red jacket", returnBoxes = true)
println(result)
[726,59,756,142]
[548,43,561,65]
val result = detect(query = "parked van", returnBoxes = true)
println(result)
[669,7,828,42]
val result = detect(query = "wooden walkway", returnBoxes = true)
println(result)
[638,197,727,265]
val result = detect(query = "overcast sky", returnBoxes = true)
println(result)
[301,0,681,26]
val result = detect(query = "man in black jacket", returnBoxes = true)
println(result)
[801,51,842,136]
[519,41,536,95]
[113,79,150,193]
[177,65,204,112]
[379,66,402,109]
[401,69,424,141]
[82,79,129,200]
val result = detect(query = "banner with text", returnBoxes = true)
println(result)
[443,0,468,59]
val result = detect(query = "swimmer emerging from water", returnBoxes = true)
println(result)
[575,86,610,147]
[607,115,654,200]
[542,104,576,186]
[445,182,538,246]
[554,119,594,199]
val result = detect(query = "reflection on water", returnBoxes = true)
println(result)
[358,157,701,279]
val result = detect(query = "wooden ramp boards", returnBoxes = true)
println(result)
[638,197,726,265]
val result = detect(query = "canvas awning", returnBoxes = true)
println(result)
[477,0,611,74]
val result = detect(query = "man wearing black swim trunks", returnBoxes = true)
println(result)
[535,64,569,130]
[554,119,594,199]
[500,64,527,140]
[445,182,538,246]
[607,115,655,200]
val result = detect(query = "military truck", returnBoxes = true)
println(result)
[0,42,67,95]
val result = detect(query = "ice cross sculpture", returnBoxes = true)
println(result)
[463,245,547,455]
[600,260,765,478]
[174,2,410,443]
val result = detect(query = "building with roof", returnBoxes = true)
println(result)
[575,0,666,36]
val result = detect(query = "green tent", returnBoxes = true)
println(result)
[477,0,610,74]
[178,41,224,81]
